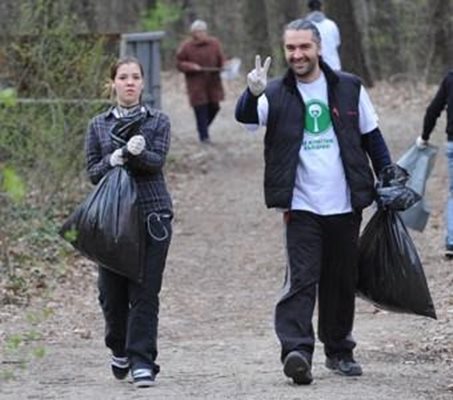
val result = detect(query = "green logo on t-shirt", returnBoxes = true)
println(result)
[305,100,331,135]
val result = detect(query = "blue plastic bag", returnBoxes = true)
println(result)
[397,144,438,231]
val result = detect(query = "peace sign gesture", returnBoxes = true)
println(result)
[247,55,272,96]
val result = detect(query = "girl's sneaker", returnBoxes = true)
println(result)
[132,368,156,388]
[111,355,129,380]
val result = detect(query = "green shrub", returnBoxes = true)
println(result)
[0,0,114,299]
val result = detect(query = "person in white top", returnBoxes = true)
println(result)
[235,18,393,385]
[306,0,341,70]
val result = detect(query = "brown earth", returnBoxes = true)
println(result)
[0,74,452,399]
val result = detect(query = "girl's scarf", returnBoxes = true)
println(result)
[110,105,146,148]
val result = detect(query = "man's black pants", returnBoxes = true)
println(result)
[275,210,361,364]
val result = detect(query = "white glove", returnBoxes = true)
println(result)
[415,136,428,149]
[127,135,146,155]
[247,55,272,97]
[109,148,125,167]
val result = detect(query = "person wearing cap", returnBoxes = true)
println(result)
[176,19,226,143]
[415,69,453,256]
[306,0,341,70]
[235,18,392,384]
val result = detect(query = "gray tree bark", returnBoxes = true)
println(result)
[241,0,273,72]
[327,0,373,86]
[433,0,453,77]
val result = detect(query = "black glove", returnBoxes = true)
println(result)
[376,186,421,211]
[376,164,421,211]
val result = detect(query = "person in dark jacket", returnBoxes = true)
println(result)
[176,19,226,143]
[416,70,453,256]
[235,19,392,385]
[85,56,172,388]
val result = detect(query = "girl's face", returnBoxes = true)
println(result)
[112,62,144,106]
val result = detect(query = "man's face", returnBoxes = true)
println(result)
[283,29,321,82]
[191,29,207,41]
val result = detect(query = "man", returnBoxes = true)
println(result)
[416,70,453,256]
[306,0,341,70]
[235,19,392,385]
[176,19,226,143]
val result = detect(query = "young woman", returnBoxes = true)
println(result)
[84,56,172,388]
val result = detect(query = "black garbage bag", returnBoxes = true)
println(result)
[357,209,436,319]
[59,167,146,282]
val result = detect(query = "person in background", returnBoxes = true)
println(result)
[176,19,226,143]
[416,69,453,257]
[306,0,341,70]
[235,19,392,385]
[85,56,172,388]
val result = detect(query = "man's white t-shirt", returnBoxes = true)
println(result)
[251,72,378,215]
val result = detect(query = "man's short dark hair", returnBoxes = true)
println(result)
[284,18,321,45]
[308,0,322,11]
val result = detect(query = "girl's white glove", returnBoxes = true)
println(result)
[127,135,146,155]
[109,148,125,167]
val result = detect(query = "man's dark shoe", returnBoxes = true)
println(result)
[283,351,313,385]
[111,355,130,380]
[325,355,363,376]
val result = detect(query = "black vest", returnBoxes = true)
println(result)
[263,62,375,211]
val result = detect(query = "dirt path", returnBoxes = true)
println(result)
[1,77,452,399]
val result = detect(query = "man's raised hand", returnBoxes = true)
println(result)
[247,55,272,97]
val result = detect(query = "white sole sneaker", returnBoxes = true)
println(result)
[132,368,156,388]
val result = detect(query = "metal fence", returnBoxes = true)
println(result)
[0,30,165,110]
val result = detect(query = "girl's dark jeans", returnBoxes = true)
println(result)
[97,215,172,374]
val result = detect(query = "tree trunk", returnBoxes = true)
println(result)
[327,0,373,86]
[433,0,453,77]
[241,0,272,72]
